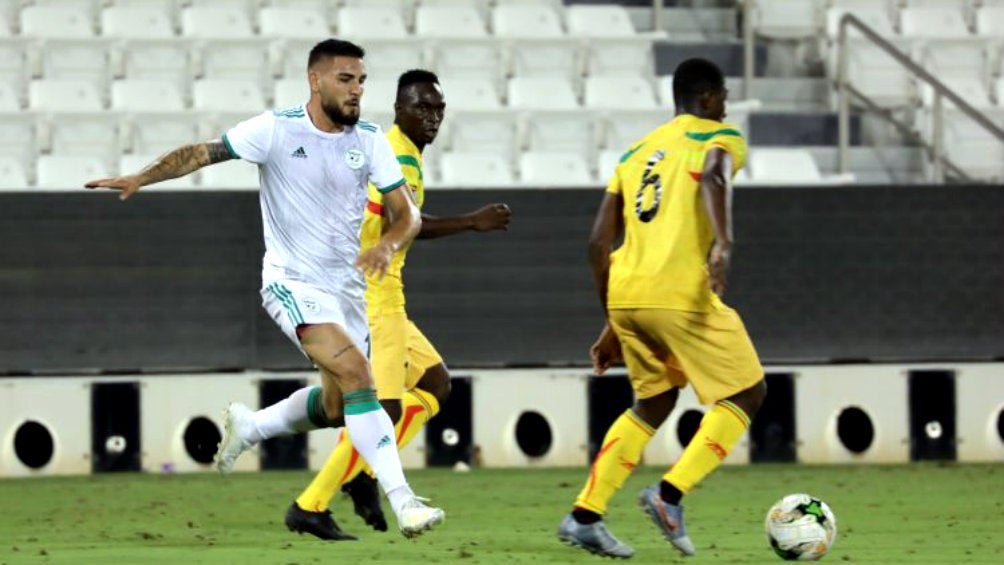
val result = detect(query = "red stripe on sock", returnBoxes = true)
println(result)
[396,404,425,444]
[583,437,620,500]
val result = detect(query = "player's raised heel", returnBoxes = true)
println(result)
[397,496,445,538]
[213,402,254,475]
[557,514,635,559]
[638,485,696,556]
[284,502,358,541]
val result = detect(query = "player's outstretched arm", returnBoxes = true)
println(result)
[700,147,735,296]
[587,191,625,373]
[356,184,420,279]
[417,203,511,239]
[84,140,234,200]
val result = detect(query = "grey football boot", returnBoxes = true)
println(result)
[638,484,696,556]
[557,514,635,559]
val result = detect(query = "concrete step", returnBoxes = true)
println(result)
[748,111,862,146]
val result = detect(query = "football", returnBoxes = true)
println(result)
[765,494,837,561]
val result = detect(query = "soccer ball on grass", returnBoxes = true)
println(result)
[764,493,837,561]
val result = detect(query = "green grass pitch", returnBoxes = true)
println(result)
[1,464,1001,565]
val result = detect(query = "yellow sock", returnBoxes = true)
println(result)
[574,409,654,515]
[294,389,441,512]
[664,399,750,494]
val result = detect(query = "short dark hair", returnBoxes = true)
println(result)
[672,58,725,107]
[397,69,440,96]
[308,39,365,69]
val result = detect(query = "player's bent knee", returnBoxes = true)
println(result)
[417,363,451,405]
[633,388,678,428]
[380,398,403,423]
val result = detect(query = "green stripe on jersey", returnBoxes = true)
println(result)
[685,128,743,142]
[619,143,644,163]
[377,178,406,194]
[357,120,377,133]
[221,133,240,159]
[273,105,305,118]
[396,155,423,181]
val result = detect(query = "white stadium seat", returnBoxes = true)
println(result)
[996,78,1004,107]
[507,76,579,110]
[101,6,174,38]
[199,40,270,84]
[192,79,266,113]
[584,39,654,78]
[596,149,622,183]
[825,6,894,39]
[522,110,598,160]
[119,154,195,189]
[0,114,36,181]
[0,81,19,111]
[841,40,915,108]
[0,157,28,189]
[127,113,200,155]
[437,77,500,111]
[0,40,28,103]
[120,40,195,95]
[929,109,1004,181]
[566,5,637,38]
[39,40,112,100]
[48,115,123,166]
[259,7,329,38]
[899,8,970,39]
[337,7,408,39]
[916,42,991,108]
[518,150,593,187]
[36,155,110,189]
[180,6,253,39]
[430,40,505,85]
[755,0,820,39]
[439,151,514,187]
[272,78,306,109]
[509,40,583,83]
[360,78,398,117]
[200,158,260,189]
[748,148,823,184]
[440,111,519,162]
[111,79,186,112]
[975,7,1004,37]
[584,76,658,110]
[29,79,103,112]
[601,110,668,153]
[415,6,488,38]
[491,4,563,38]
[20,5,94,38]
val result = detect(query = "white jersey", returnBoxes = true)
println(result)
[223,104,405,301]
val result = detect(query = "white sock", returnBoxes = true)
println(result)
[343,388,410,506]
[245,386,322,442]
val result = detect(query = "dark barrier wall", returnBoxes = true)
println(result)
[1,186,1001,373]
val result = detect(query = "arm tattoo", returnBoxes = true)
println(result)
[331,344,353,359]
[206,140,233,164]
[135,140,232,186]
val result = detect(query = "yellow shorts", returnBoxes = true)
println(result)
[609,305,763,405]
[369,311,444,400]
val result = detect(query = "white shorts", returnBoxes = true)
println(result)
[261,280,370,358]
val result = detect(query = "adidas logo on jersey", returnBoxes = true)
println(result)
[291,146,307,159]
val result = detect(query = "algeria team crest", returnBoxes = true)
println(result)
[344,149,365,169]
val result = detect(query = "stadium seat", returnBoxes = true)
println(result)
[0,81,19,111]
[439,151,514,187]
[901,0,967,8]
[48,115,123,169]
[272,78,306,109]
[899,8,971,39]
[0,114,36,182]
[518,150,593,187]
[119,153,195,189]
[840,40,916,108]
[595,149,622,183]
[259,7,329,38]
[491,4,563,38]
[180,6,253,39]
[509,40,583,83]
[507,76,579,110]
[36,155,110,189]
[199,158,260,189]
[565,5,637,38]
[522,110,598,160]
[101,6,175,38]
[584,76,658,110]
[29,79,103,112]
[916,42,991,109]
[39,40,112,101]
[429,40,505,86]
[20,5,95,38]
[353,39,426,84]
[437,77,500,111]
[415,5,488,38]
[601,110,669,153]
[655,75,678,111]
[975,7,1004,37]
[748,148,823,184]
[199,40,270,84]
[361,111,394,133]
[754,0,820,39]
[924,108,1004,181]
[440,111,519,162]
[584,39,654,78]
[341,0,416,29]
[111,79,186,112]
[193,79,266,113]
[119,40,194,95]
[337,7,408,39]
[824,6,894,39]
[127,113,200,155]
[996,77,1004,107]
[0,156,28,189]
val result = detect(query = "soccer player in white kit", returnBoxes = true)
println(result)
[84,39,445,539]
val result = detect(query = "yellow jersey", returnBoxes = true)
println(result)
[605,113,747,312]
[360,124,425,316]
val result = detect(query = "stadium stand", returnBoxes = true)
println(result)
[0,0,1000,188]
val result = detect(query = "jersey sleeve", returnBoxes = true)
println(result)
[706,127,747,177]
[222,111,275,164]
[369,131,406,194]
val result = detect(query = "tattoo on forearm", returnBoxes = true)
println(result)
[206,140,233,164]
[331,344,353,359]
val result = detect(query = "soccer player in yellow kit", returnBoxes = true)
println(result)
[285,69,512,539]
[558,58,767,558]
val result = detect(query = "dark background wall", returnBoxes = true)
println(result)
[1,186,1001,374]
